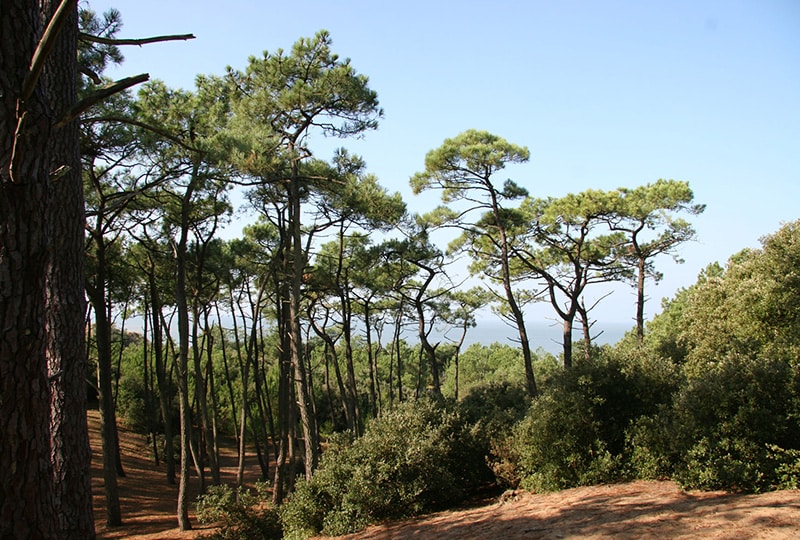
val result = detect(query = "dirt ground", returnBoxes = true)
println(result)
[91,411,800,539]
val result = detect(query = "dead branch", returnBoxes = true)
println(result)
[79,32,195,47]
[56,74,149,128]
[79,64,102,85]
[20,0,78,101]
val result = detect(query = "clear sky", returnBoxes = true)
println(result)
[85,0,799,332]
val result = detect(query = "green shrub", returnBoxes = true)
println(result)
[510,390,621,492]
[666,354,800,492]
[457,382,530,486]
[507,350,680,491]
[625,410,681,480]
[280,397,486,538]
[769,445,800,490]
[196,483,282,540]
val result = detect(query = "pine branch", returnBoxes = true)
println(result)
[56,74,149,128]
[80,115,201,153]
[79,32,195,46]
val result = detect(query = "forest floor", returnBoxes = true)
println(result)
[91,410,800,539]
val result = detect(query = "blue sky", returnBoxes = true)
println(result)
[86,0,799,332]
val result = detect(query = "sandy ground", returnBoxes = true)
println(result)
[91,410,800,539]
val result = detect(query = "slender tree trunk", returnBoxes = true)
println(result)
[492,192,538,397]
[204,312,222,478]
[272,357,290,504]
[250,344,271,479]
[364,304,381,417]
[149,272,175,484]
[235,354,249,489]
[173,173,197,531]
[562,318,574,369]
[193,305,220,485]
[393,304,405,403]
[309,311,352,430]
[112,303,127,478]
[288,172,319,477]
[502,265,537,396]
[142,301,159,465]
[215,303,240,443]
[416,310,441,397]
[323,346,338,427]
[636,256,646,343]
[87,265,122,526]
[453,320,469,401]
[341,316,363,435]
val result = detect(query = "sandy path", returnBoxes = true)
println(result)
[326,481,800,539]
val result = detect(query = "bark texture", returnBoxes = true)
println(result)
[1,0,93,537]
[43,0,95,535]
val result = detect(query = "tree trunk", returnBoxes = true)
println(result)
[173,174,196,531]
[364,303,381,417]
[393,304,405,403]
[91,300,123,525]
[309,310,353,430]
[44,1,95,536]
[288,173,319,478]
[192,305,219,485]
[0,0,94,538]
[149,272,175,484]
[2,1,93,537]
[215,303,240,444]
[0,0,59,519]
[142,301,160,465]
[636,256,646,343]
[562,318,574,370]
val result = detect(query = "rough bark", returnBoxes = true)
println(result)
[2,0,93,537]
[44,1,95,535]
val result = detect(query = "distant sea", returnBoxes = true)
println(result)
[451,318,632,355]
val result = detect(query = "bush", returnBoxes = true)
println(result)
[506,350,679,491]
[280,397,486,538]
[196,483,282,540]
[457,382,530,486]
[510,390,622,492]
[664,354,800,492]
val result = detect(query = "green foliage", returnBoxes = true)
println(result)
[507,349,679,491]
[510,386,620,492]
[196,483,282,540]
[636,354,800,492]
[280,398,487,537]
[457,382,531,486]
[443,342,552,395]
[623,222,800,492]
[769,445,800,490]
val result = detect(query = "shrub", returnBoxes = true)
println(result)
[280,397,486,538]
[666,354,800,492]
[196,483,282,540]
[457,382,530,486]
[507,350,680,491]
[769,445,800,490]
[510,390,621,492]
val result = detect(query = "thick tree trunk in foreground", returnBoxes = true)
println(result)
[44,0,95,536]
[1,0,94,537]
